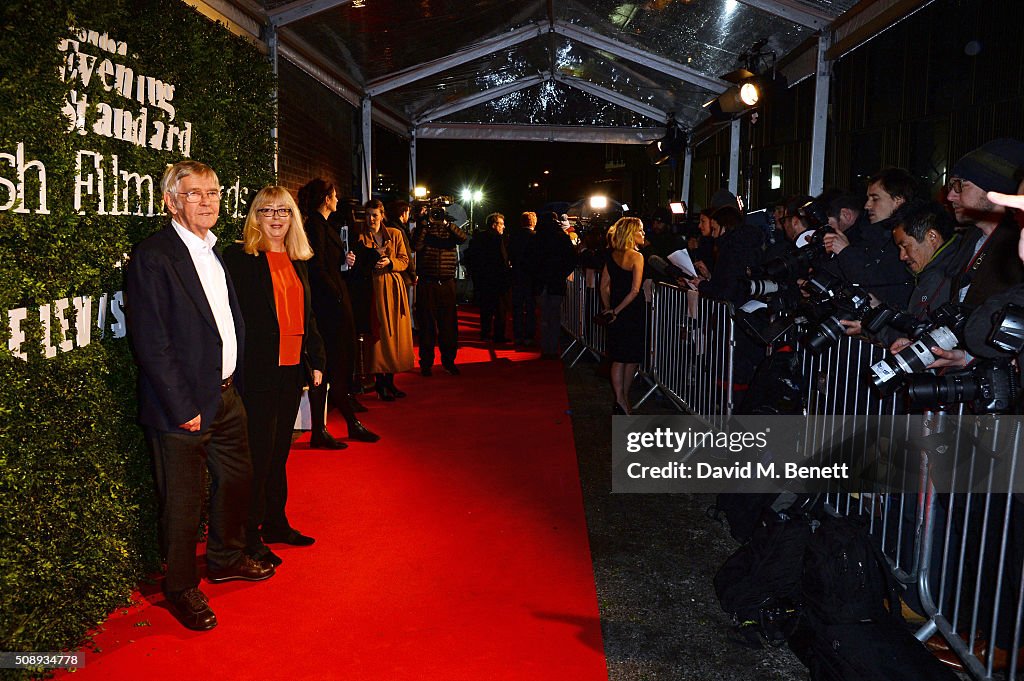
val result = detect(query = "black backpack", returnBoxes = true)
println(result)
[801,514,898,624]
[713,512,814,646]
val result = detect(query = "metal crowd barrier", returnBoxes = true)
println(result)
[559,270,1024,680]
[636,282,734,429]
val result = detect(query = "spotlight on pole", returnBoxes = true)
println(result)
[589,195,609,210]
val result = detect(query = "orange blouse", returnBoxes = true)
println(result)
[266,251,304,366]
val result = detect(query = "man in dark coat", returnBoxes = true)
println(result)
[526,211,577,358]
[507,211,538,345]
[467,212,512,343]
[822,169,916,309]
[125,160,273,632]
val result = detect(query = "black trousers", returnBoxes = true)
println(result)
[417,278,458,367]
[510,280,536,342]
[238,365,304,554]
[478,284,510,341]
[148,385,251,593]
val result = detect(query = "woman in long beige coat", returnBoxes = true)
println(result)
[350,199,414,400]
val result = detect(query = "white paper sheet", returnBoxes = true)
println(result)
[666,249,697,278]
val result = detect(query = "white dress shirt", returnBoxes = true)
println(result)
[172,220,238,380]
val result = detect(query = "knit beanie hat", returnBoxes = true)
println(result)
[951,138,1024,193]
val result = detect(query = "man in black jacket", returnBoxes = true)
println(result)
[413,206,468,375]
[859,202,964,347]
[467,213,511,343]
[526,212,577,359]
[946,139,1024,307]
[822,168,916,309]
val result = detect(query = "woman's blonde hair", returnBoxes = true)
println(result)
[242,186,313,260]
[608,217,643,251]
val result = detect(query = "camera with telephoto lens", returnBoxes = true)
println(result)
[801,275,873,355]
[868,303,972,394]
[905,359,1019,414]
[860,304,933,338]
[988,303,1024,354]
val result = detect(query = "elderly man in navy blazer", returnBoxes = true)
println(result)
[126,160,274,631]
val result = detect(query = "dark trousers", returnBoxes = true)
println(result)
[239,365,303,554]
[511,281,536,342]
[478,285,510,341]
[538,289,564,355]
[417,277,458,367]
[148,385,251,594]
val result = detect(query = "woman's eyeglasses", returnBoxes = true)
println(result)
[257,208,292,218]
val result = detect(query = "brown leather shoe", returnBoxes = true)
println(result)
[165,587,217,630]
[933,638,1023,672]
[207,555,275,583]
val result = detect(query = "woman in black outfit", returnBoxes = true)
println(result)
[600,217,646,415]
[223,186,327,565]
[298,179,378,444]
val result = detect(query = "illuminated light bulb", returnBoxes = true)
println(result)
[739,82,760,107]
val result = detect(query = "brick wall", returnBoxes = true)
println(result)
[277,59,357,199]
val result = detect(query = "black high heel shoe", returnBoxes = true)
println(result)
[385,374,406,399]
[612,402,626,415]
[374,375,395,401]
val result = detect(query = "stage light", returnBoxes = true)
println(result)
[739,82,760,106]
[669,202,686,214]
[589,195,608,210]
[413,186,427,198]
[705,64,785,122]
[647,115,687,166]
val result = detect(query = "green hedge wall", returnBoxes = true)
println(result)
[0,0,275,670]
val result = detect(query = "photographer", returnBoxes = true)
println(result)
[690,205,763,307]
[846,202,964,348]
[820,169,915,309]
[413,202,469,376]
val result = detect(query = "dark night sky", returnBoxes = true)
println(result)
[416,139,617,218]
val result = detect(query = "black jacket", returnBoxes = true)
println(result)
[222,244,326,391]
[467,229,511,290]
[955,216,1024,307]
[125,225,246,433]
[829,216,913,309]
[698,223,763,307]
[527,223,577,294]
[507,226,536,285]
[413,218,468,279]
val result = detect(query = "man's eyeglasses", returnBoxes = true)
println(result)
[256,208,292,218]
[947,178,965,194]
[178,190,222,203]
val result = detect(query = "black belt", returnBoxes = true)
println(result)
[421,276,454,283]
[220,375,234,392]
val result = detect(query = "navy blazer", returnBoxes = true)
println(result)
[222,244,326,392]
[125,225,246,433]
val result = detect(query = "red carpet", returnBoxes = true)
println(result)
[58,310,606,680]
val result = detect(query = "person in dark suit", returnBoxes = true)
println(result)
[224,186,329,569]
[297,179,378,445]
[467,212,512,343]
[125,161,274,632]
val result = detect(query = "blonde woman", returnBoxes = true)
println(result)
[600,217,646,415]
[224,186,326,567]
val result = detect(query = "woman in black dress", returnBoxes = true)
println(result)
[298,179,378,444]
[600,217,646,415]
